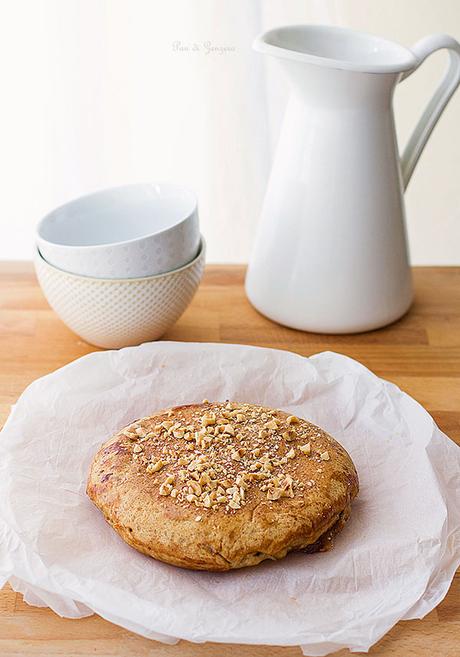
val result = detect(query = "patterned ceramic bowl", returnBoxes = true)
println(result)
[36,183,200,279]
[34,238,205,349]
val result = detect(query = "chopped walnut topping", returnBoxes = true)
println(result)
[199,472,210,485]
[201,413,216,427]
[267,487,282,501]
[147,459,165,473]
[188,480,202,496]
[168,422,181,435]
[127,402,330,514]
[159,482,172,496]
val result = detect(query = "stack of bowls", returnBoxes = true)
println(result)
[35,183,205,349]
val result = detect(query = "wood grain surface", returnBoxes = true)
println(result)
[0,263,459,657]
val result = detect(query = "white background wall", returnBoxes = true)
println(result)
[0,0,459,264]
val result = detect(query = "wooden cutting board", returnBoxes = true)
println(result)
[0,263,458,657]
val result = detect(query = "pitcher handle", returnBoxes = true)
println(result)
[399,34,460,190]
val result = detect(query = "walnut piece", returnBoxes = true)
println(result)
[147,460,165,473]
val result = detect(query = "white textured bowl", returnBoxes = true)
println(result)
[36,183,200,279]
[34,239,206,349]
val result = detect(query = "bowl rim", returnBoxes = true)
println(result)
[36,182,199,251]
[35,236,206,283]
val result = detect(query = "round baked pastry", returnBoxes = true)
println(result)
[87,402,358,571]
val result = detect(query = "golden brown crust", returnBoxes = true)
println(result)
[87,402,359,571]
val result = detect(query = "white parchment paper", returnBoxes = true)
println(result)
[0,342,459,656]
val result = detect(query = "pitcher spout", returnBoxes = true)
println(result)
[254,25,417,75]
[254,25,415,106]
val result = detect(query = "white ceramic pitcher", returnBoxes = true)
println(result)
[246,25,460,333]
